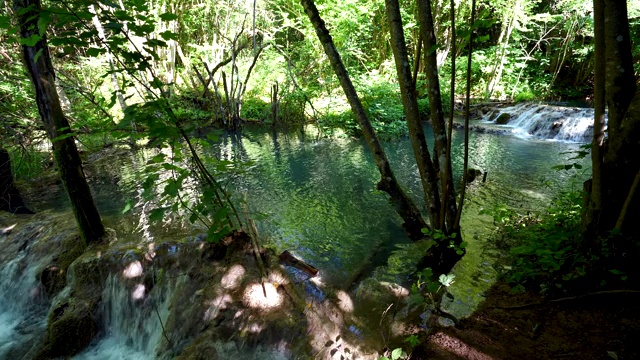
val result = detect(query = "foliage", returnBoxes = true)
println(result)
[487,183,636,296]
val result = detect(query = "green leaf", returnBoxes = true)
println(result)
[19,34,41,47]
[145,38,167,47]
[122,201,133,214]
[391,348,403,360]
[149,207,165,222]
[150,153,166,163]
[159,12,179,21]
[439,274,455,287]
[85,47,104,57]
[159,30,178,41]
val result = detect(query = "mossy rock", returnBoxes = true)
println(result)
[495,113,511,124]
[45,299,97,357]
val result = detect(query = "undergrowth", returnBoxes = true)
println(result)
[486,189,635,297]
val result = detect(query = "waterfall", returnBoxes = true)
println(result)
[75,273,178,360]
[483,102,602,142]
[0,253,48,358]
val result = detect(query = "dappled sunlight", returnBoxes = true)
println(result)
[335,291,353,313]
[145,243,156,261]
[430,332,494,360]
[131,283,145,300]
[204,294,233,321]
[243,322,263,333]
[1,223,16,235]
[221,264,245,289]
[379,282,409,297]
[268,271,289,286]
[242,283,282,310]
[122,261,143,278]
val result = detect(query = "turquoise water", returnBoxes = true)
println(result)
[206,124,588,315]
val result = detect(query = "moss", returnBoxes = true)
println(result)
[45,299,97,357]
[495,113,511,124]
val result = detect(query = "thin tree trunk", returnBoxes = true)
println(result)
[89,4,127,113]
[441,0,456,229]
[300,0,428,240]
[385,0,440,229]
[584,0,605,236]
[15,0,105,244]
[455,0,476,230]
[417,0,457,232]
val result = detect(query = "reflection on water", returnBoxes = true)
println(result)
[207,125,588,316]
[27,123,589,317]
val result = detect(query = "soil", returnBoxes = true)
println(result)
[414,282,640,360]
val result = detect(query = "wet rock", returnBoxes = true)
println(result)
[495,113,511,124]
[41,299,97,358]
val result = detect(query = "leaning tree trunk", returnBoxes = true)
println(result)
[0,148,34,214]
[15,0,105,244]
[300,0,428,240]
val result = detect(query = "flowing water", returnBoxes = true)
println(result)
[482,102,600,142]
[0,104,594,358]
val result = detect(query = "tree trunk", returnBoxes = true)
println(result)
[300,0,428,240]
[0,148,34,214]
[15,0,105,244]
[385,0,440,229]
[89,4,128,113]
[584,0,639,250]
[416,0,458,232]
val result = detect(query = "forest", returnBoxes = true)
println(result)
[0,0,639,358]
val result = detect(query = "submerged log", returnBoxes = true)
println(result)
[279,250,318,277]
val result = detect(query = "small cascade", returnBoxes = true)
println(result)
[0,253,48,358]
[75,273,179,360]
[483,102,602,142]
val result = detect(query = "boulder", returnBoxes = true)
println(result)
[495,113,511,124]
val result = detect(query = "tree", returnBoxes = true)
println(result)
[299,0,428,241]
[584,0,639,254]
[14,0,105,244]
[302,0,469,272]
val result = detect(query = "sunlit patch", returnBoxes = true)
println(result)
[309,275,325,287]
[234,310,244,318]
[380,282,410,297]
[268,271,289,286]
[221,265,246,289]
[203,294,233,321]
[335,291,353,313]
[243,283,282,310]
[430,332,493,360]
[245,322,263,333]
[1,223,16,235]
[122,261,143,278]
[131,284,146,300]
[145,243,156,261]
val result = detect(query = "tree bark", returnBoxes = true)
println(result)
[584,0,639,246]
[416,0,458,232]
[15,0,105,244]
[385,0,440,229]
[300,0,428,240]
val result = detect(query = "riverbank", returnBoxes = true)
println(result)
[416,281,640,359]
